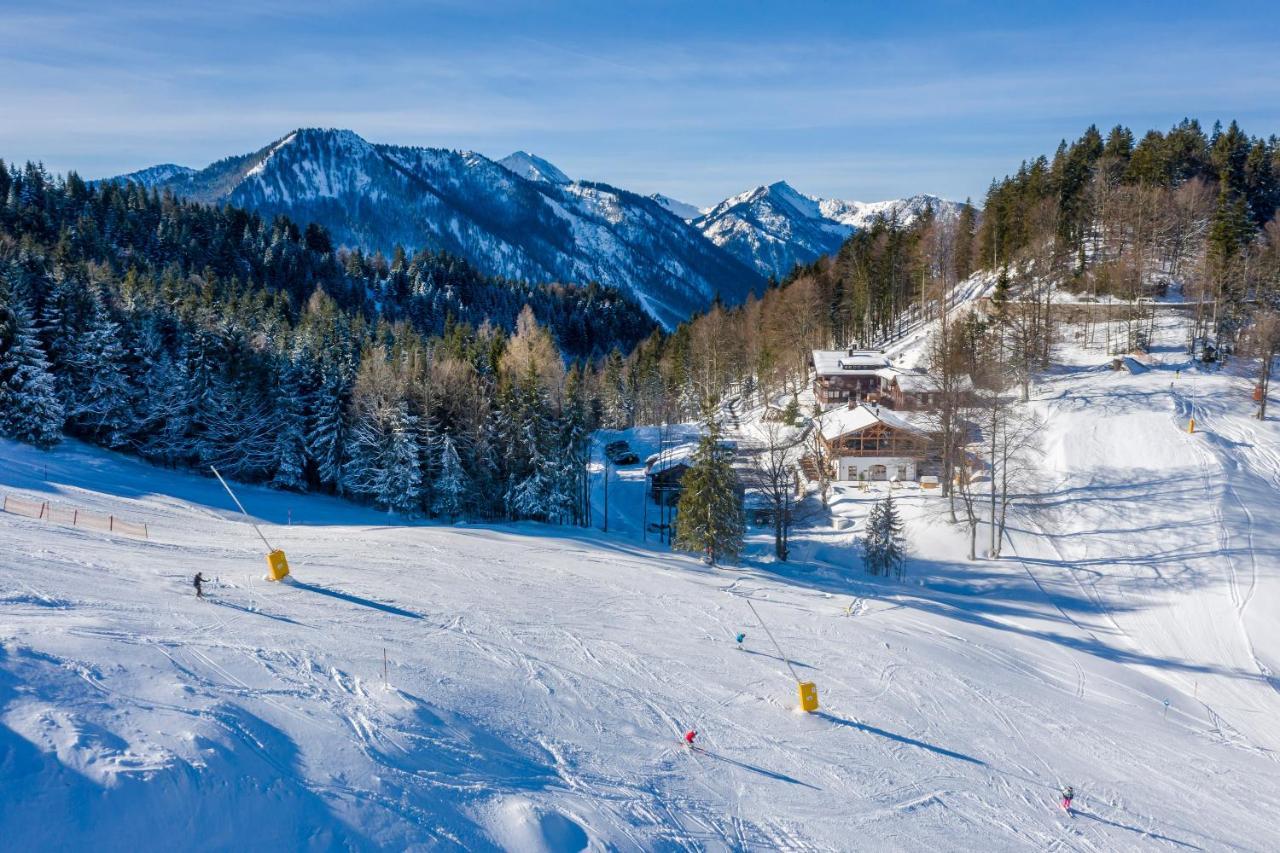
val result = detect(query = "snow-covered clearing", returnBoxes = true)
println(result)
[3,309,1279,851]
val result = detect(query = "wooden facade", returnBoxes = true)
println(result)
[814,373,892,407]
[822,422,930,458]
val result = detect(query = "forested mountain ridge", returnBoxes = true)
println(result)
[6,117,1278,527]
[0,158,652,519]
[614,119,1280,432]
[101,128,765,329]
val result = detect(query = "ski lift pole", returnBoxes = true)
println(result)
[211,466,290,580]
[745,597,800,684]
[745,596,819,711]
[210,466,274,552]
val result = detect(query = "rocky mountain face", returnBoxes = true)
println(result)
[693,181,962,279]
[106,130,960,325]
[110,129,763,329]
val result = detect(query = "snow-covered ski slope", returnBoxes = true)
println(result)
[4,311,1280,851]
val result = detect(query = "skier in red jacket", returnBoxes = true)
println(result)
[683,730,697,747]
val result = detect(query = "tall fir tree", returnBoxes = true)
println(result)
[345,398,423,514]
[307,364,349,493]
[861,494,906,578]
[674,417,743,565]
[0,288,64,448]
[431,432,468,520]
[65,286,133,447]
[270,353,309,490]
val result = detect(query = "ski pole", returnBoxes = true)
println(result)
[210,466,275,553]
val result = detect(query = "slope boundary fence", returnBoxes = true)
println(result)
[1,494,149,539]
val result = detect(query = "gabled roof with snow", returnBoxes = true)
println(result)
[812,349,891,376]
[817,403,928,441]
[645,443,699,474]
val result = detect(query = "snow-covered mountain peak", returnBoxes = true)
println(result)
[498,151,571,185]
[649,193,702,221]
[694,183,964,278]
[765,180,823,219]
[103,132,761,329]
[98,163,196,188]
[818,193,959,229]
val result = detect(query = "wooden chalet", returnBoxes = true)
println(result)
[810,349,895,407]
[811,349,959,412]
[815,403,934,482]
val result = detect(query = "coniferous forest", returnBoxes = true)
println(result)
[0,164,651,519]
[3,118,1279,525]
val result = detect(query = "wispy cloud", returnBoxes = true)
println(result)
[1,2,1277,204]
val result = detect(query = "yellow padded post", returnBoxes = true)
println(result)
[798,681,819,712]
[266,549,290,581]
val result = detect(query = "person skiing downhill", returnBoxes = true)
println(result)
[1060,785,1074,813]
[193,572,206,599]
[683,730,697,747]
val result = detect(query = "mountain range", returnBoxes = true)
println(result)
[105,128,960,327]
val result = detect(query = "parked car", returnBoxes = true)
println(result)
[605,441,639,465]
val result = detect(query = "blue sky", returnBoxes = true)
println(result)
[2,0,1278,206]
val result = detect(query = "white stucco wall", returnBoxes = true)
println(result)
[836,456,917,482]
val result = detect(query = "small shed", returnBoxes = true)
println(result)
[645,443,698,505]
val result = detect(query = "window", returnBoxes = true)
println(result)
[897,466,908,480]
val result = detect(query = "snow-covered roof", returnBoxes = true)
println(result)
[811,349,891,376]
[645,443,698,475]
[892,370,935,393]
[817,404,928,441]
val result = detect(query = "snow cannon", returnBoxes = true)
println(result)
[797,681,819,713]
[211,466,292,583]
[266,549,290,581]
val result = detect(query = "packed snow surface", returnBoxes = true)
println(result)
[3,309,1280,851]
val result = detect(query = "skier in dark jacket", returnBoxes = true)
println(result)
[193,572,206,599]
[1060,785,1074,812]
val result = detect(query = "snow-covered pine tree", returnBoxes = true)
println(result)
[505,404,554,521]
[136,346,196,467]
[560,364,593,526]
[599,349,629,429]
[343,351,423,514]
[861,501,886,575]
[861,494,906,578]
[503,363,557,522]
[674,417,744,565]
[65,287,133,447]
[345,398,424,513]
[0,286,64,448]
[307,365,349,494]
[270,352,308,491]
[431,432,468,520]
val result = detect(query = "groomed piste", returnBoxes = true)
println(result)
[2,306,1279,851]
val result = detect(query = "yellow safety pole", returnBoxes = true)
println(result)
[1188,418,1195,433]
